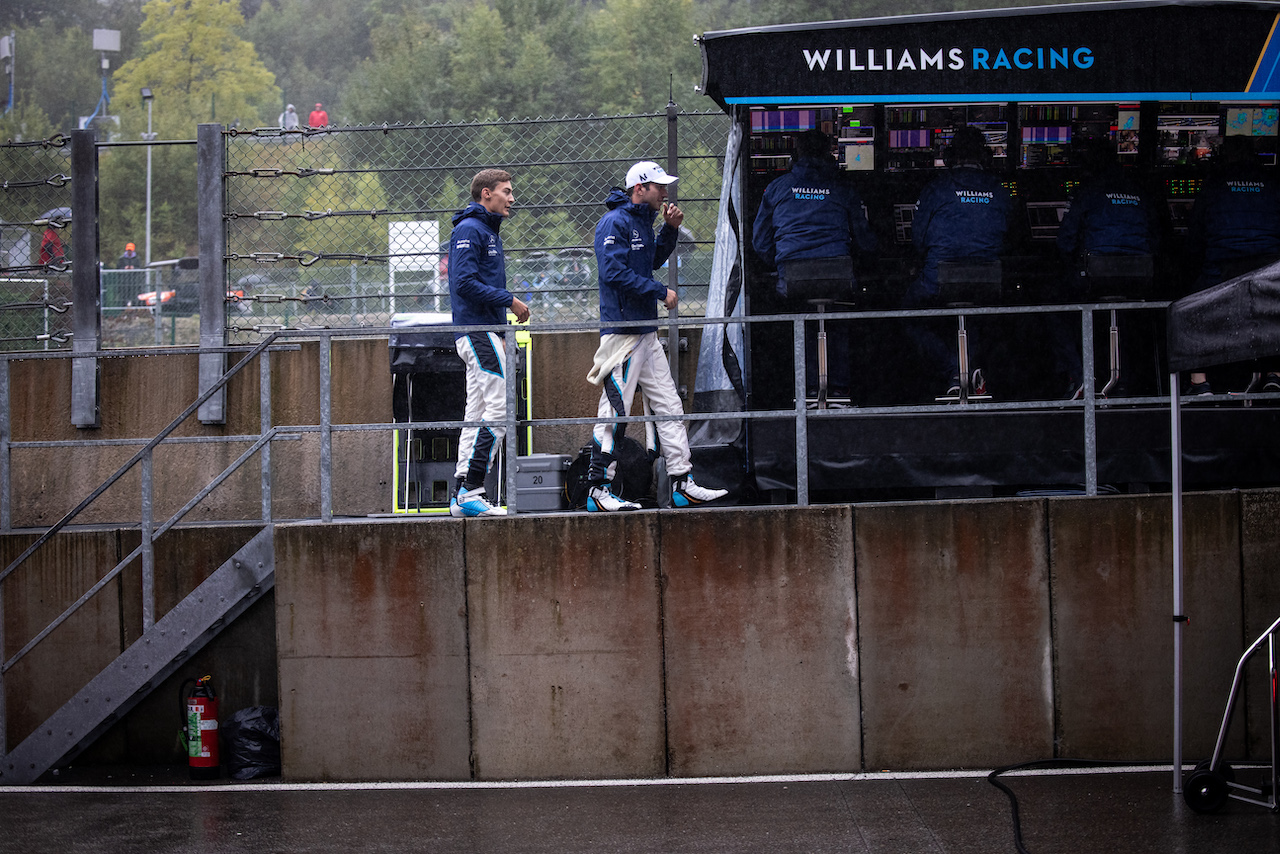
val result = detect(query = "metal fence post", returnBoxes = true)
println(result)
[70,129,100,428]
[197,123,226,424]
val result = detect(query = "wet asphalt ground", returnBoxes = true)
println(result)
[3,764,1279,853]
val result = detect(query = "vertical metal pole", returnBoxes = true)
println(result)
[0,549,5,756]
[1270,631,1279,807]
[1171,375,1184,793]
[1082,308,1098,495]
[319,332,332,523]
[0,359,9,533]
[0,357,5,754]
[70,129,100,429]
[260,349,272,523]
[505,330,519,514]
[666,100,681,393]
[4,30,13,116]
[144,98,153,267]
[146,98,159,346]
[140,450,155,631]
[794,317,809,506]
[197,123,226,424]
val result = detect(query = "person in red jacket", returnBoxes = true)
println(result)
[308,103,328,128]
[39,227,65,266]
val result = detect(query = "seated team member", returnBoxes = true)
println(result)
[585,161,729,512]
[751,128,878,402]
[905,125,1013,399]
[1185,135,1280,394]
[1052,136,1161,398]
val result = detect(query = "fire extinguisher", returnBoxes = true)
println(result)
[181,675,220,780]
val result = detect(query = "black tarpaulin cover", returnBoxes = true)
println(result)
[1167,261,1280,373]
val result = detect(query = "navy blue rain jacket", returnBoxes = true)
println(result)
[594,188,678,336]
[751,157,878,277]
[448,202,512,340]
[1189,165,1280,284]
[911,165,1013,296]
[1057,172,1159,258]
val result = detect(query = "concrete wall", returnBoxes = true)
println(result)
[274,521,470,780]
[8,338,1274,779]
[272,490,1280,781]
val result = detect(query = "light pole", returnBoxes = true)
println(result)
[140,88,155,266]
[141,87,158,343]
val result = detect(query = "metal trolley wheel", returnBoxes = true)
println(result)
[1184,761,1235,814]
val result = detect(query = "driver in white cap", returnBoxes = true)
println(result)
[583,161,729,511]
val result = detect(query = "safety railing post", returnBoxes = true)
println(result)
[260,349,272,523]
[794,317,809,506]
[319,331,332,523]
[1082,307,1098,495]
[1171,375,1184,794]
[140,448,155,631]
[0,358,9,533]
[505,330,519,514]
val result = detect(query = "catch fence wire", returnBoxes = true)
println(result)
[222,111,730,344]
[0,135,74,351]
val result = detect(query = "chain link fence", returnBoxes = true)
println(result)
[0,134,74,351]
[1,111,731,351]
[222,110,731,344]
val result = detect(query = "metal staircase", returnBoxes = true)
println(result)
[0,333,287,785]
[0,527,273,785]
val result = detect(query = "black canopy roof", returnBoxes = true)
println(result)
[698,1,1280,108]
[1167,262,1280,371]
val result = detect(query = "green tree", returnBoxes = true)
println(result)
[342,8,453,125]
[6,22,102,133]
[585,0,701,114]
[112,0,280,133]
[0,102,57,144]
[1,0,101,30]
[97,0,282,265]
[243,0,375,124]
[344,0,592,125]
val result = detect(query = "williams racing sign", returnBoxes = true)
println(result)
[698,1,1280,106]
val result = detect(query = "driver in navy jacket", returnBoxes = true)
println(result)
[584,161,728,512]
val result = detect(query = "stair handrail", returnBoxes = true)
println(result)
[2,426,281,673]
[0,329,284,590]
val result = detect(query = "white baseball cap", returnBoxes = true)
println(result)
[625,161,678,189]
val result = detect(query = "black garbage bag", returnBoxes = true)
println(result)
[564,436,653,509]
[222,706,281,780]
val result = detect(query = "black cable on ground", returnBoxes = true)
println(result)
[987,759,1140,854]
